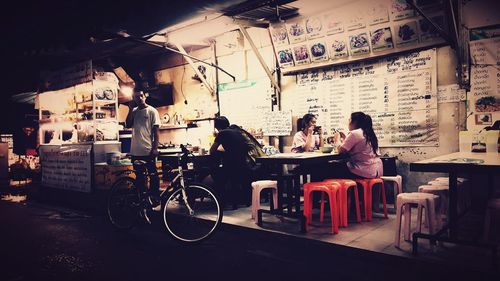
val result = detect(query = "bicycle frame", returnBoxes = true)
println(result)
[115,145,196,211]
[108,145,222,241]
[160,154,195,215]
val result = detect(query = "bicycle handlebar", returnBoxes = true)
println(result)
[178,144,195,167]
[179,144,190,154]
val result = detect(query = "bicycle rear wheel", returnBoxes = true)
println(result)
[107,177,140,230]
[163,183,222,243]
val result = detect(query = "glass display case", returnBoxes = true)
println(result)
[39,78,119,145]
[75,80,119,142]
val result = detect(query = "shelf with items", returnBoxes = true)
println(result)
[76,99,117,106]
[39,78,120,145]
[159,124,189,130]
[184,117,215,123]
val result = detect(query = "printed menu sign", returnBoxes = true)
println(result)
[269,1,446,69]
[270,23,289,47]
[40,144,92,192]
[286,20,307,44]
[289,49,438,147]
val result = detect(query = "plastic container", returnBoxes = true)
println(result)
[320,146,334,153]
[106,151,122,165]
[485,131,499,153]
[459,131,473,152]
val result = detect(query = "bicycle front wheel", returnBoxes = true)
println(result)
[107,177,140,230]
[163,183,222,243]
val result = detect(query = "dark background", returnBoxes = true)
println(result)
[0,0,247,133]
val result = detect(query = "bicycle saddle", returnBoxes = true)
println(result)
[133,160,147,165]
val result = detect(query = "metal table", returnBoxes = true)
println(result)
[410,152,500,262]
[256,152,344,231]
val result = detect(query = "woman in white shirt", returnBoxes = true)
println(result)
[291,113,324,153]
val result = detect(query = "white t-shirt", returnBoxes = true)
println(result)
[130,105,161,156]
[291,131,320,153]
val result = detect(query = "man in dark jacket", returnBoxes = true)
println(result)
[209,116,264,209]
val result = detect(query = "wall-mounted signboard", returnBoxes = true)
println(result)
[287,48,438,147]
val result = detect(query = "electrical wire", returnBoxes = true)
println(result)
[180,64,188,104]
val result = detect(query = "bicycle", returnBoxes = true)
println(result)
[107,145,223,243]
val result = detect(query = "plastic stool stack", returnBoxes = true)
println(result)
[394,192,439,248]
[323,179,361,227]
[251,180,278,221]
[303,182,340,234]
[428,177,469,214]
[354,178,388,221]
[418,184,448,226]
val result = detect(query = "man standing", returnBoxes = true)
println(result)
[126,89,161,213]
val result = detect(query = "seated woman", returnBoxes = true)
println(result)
[290,114,324,182]
[291,113,323,153]
[330,111,383,179]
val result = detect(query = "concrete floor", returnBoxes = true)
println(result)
[222,201,499,272]
[3,181,498,275]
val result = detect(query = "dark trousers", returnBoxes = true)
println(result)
[211,162,252,207]
[132,155,160,197]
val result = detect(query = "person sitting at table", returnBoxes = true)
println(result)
[330,111,383,179]
[291,113,324,153]
[209,116,255,209]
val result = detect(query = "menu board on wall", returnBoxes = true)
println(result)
[288,48,438,147]
[218,80,273,137]
[469,37,500,129]
[40,145,92,193]
[269,0,446,70]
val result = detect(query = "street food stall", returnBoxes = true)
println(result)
[37,64,125,192]
[28,0,500,269]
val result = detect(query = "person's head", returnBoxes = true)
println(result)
[214,116,230,132]
[133,89,148,107]
[301,113,317,132]
[349,111,378,154]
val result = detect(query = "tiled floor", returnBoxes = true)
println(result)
[222,201,499,272]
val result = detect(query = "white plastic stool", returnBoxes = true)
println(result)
[394,192,439,248]
[251,180,278,220]
[418,185,448,226]
[483,198,500,242]
[428,178,469,215]
[381,175,403,205]
[433,177,468,184]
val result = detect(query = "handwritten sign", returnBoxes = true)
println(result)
[39,144,92,193]
[263,111,292,136]
[469,38,500,113]
[437,84,463,103]
[289,48,438,147]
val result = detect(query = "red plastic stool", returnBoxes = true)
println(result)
[354,178,388,221]
[323,179,361,227]
[303,182,340,234]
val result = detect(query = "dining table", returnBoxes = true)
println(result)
[158,153,213,183]
[255,152,345,232]
[410,151,500,261]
